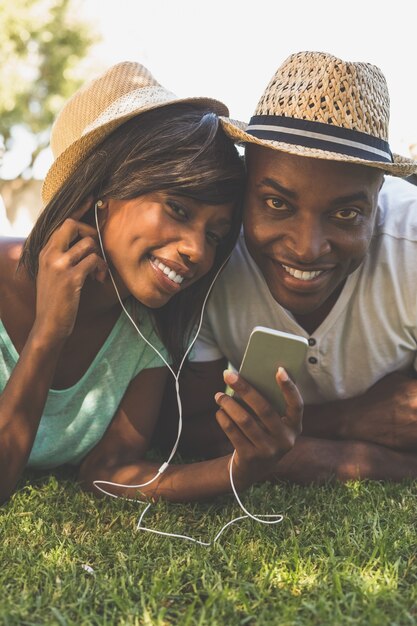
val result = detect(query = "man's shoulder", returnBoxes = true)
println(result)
[376,176,417,241]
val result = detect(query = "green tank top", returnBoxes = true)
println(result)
[0,301,168,469]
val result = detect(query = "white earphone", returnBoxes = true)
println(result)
[92,200,283,545]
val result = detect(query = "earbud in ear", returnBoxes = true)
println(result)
[96,199,104,208]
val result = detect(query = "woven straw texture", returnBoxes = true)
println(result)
[220,51,417,176]
[42,61,229,205]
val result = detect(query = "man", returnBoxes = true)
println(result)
[158,51,417,484]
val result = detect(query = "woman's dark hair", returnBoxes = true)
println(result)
[20,104,245,366]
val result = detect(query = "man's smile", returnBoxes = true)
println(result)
[281,264,324,282]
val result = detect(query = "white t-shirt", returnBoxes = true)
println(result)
[192,176,417,405]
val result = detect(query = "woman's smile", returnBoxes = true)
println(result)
[149,254,192,295]
[150,255,188,285]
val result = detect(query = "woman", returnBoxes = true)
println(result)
[0,61,302,504]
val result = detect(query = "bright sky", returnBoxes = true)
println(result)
[2,0,417,181]
[80,0,417,157]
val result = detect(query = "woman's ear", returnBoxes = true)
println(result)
[94,199,109,228]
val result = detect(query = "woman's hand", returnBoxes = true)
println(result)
[214,367,303,489]
[34,201,108,343]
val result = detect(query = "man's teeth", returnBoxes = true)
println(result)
[282,264,323,281]
[151,257,184,284]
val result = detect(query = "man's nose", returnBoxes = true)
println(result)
[286,219,331,262]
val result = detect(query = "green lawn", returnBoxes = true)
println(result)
[1,468,416,625]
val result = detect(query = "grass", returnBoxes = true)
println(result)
[1,467,417,625]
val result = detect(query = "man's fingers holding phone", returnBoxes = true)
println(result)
[215,369,302,445]
[214,369,303,487]
[275,367,303,434]
[223,368,302,432]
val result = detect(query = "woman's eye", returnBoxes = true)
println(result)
[265,197,288,211]
[168,201,187,218]
[333,208,360,221]
[206,231,222,246]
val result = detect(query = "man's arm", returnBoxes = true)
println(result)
[273,370,417,483]
[274,370,417,483]
[303,372,417,451]
[156,363,417,484]
[271,436,417,484]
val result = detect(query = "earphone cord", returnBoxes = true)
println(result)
[92,203,283,545]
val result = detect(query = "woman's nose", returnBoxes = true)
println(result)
[177,230,206,264]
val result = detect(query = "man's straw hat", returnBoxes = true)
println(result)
[42,61,229,205]
[221,51,417,177]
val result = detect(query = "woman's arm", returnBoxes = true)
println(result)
[0,211,107,503]
[0,326,68,502]
[79,366,233,501]
[79,365,303,502]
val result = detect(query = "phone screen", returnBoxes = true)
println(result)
[238,326,308,414]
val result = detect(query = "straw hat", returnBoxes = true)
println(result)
[42,61,229,205]
[221,51,417,177]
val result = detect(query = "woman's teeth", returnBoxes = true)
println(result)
[282,264,323,281]
[151,257,184,284]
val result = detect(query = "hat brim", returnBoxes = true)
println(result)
[42,96,229,206]
[220,117,417,178]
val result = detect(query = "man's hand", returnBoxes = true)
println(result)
[214,368,303,489]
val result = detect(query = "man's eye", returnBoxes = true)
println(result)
[265,197,288,211]
[333,208,360,221]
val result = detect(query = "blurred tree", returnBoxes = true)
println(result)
[0,0,98,178]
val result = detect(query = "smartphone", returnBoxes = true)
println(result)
[238,326,308,414]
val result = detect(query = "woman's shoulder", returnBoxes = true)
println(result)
[0,237,24,268]
[0,237,26,313]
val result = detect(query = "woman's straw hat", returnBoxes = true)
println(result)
[221,51,417,177]
[42,61,229,205]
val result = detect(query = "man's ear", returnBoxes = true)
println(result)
[378,173,385,192]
